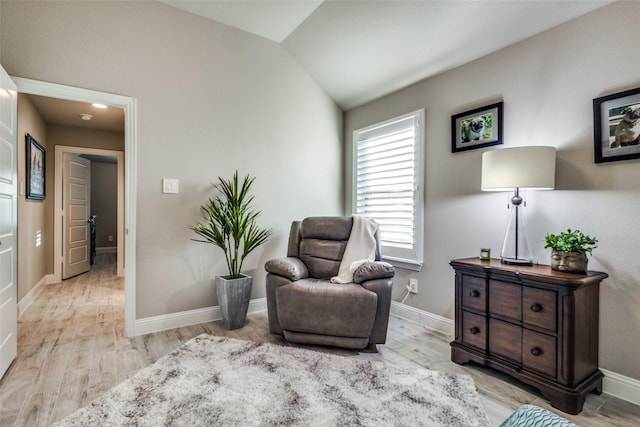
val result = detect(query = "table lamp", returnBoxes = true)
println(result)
[481,146,556,265]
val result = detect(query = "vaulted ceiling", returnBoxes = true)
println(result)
[28,1,613,130]
[160,0,613,110]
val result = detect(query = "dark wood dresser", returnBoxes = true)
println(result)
[450,257,608,414]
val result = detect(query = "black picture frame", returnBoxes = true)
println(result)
[593,87,640,163]
[26,134,45,200]
[451,102,503,153]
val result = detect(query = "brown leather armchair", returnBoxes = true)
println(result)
[265,217,394,350]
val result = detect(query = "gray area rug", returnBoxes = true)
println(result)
[55,334,491,426]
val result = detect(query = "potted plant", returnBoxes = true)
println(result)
[191,171,272,329]
[543,229,598,274]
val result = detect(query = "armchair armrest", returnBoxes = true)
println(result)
[353,261,394,284]
[265,257,309,281]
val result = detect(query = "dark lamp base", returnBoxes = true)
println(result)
[501,257,533,266]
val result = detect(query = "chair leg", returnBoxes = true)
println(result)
[362,342,378,353]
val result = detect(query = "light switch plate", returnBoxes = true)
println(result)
[162,178,179,194]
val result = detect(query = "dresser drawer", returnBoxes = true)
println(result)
[489,280,522,320]
[523,329,557,378]
[462,311,487,350]
[450,258,607,415]
[523,287,557,332]
[461,275,487,312]
[489,318,522,363]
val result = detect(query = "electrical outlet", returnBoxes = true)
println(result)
[409,278,418,294]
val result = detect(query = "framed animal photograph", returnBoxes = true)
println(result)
[26,134,46,200]
[593,87,640,163]
[451,102,503,153]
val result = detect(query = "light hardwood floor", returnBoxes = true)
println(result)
[1,253,639,426]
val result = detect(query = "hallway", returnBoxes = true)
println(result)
[0,253,125,426]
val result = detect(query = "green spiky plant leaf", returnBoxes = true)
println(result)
[190,171,273,279]
[544,229,598,254]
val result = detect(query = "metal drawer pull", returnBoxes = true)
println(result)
[469,327,480,334]
[530,347,542,356]
[530,304,542,312]
[469,290,480,297]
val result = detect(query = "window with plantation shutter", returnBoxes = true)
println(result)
[353,110,424,271]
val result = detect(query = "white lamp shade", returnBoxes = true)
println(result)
[481,146,556,191]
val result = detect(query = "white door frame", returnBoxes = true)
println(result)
[13,77,137,337]
[57,147,124,279]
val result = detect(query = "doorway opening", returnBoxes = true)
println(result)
[13,77,137,337]
[55,146,124,280]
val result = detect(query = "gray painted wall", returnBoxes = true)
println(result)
[2,1,343,318]
[345,1,640,380]
[16,94,51,302]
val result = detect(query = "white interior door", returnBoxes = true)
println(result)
[0,65,18,379]
[63,154,91,279]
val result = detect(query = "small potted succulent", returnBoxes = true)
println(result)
[543,229,598,274]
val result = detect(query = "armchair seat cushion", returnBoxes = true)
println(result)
[276,279,378,338]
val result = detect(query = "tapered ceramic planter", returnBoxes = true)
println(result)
[215,274,252,330]
[550,251,588,274]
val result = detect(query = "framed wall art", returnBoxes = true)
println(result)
[26,133,46,200]
[451,102,503,153]
[593,87,640,163]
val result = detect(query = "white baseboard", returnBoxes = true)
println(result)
[390,301,454,337]
[247,297,267,315]
[18,274,55,317]
[601,369,640,406]
[135,300,440,339]
[390,302,640,406]
[134,306,222,336]
[96,246,117,253]
[134,297,268,336]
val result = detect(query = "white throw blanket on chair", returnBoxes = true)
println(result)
[331,215,378,284]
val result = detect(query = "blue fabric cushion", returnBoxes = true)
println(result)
[500,404,577,427]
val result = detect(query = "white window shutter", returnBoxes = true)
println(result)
[353,110,424,270]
